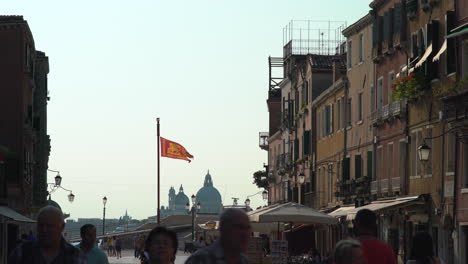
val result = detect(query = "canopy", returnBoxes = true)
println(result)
[247,202,338,225]
[415,44,433,68]
[433,39,447,62]
[447,25,468,39]
[0,206,35,223]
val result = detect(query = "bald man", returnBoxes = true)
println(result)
[186,208,251,264]
[8,205,86,264]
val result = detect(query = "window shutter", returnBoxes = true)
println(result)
[446,11,456,74]
[367,151,373,179]
[294,139,299,161]
[378,16,384,43]
[342,157,350,181]
[372,16,379,47]
[394,3,402,33]
[304,130,310,155]
[384,11,390,41]
[329,104,333,134]
[355,155,362,178]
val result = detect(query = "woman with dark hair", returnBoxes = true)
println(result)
[407,232,443,264]
[141,227,178,264]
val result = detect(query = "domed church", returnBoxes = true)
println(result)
[160,185,190,216]
[195,171,223,214]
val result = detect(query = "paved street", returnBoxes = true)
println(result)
[108,250,190,264]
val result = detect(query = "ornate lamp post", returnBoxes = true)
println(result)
[418,141,431,162]
[297,171,305,204]
[102,196,107,235]
[47,169,75,203]
[186,194,201,241]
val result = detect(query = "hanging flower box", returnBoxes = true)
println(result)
[391,72,428,102]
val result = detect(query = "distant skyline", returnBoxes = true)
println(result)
[5,0,371,219]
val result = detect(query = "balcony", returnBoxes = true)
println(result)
[389,99,407,117]
[382,105,390,120]
[370,108,382,126]
[391,177,400,192]
[371,181,378,194]
[381,179,389,192]
[259,132,269,151]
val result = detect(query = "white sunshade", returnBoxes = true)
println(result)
[0,206,36,223]
[247,202,338,225]
[433,40,447,62]
[415,44,433,68]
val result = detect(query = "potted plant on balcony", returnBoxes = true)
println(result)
[391,72,427,102]
[433,75,468,98]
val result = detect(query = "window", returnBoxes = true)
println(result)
[388,72,395,104]
[358,93,363,121]
[463,144,468,188]
[355,155,362,178]
[446,11,456,74]
[347,98,352,127]
[388,144,394,179]
[359,34,364,63]
[370,85,375,112]
[462,40,468,77]
[410,131,425,177]
[328,104,333,135]
[348,41,352,69]
[446,133,455,174]
[337,99,341,130]
[377,77,384,109]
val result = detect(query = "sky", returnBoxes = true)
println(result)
[5,0,371,220]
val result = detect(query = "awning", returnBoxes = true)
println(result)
[408,67,415,74]
[433,39,447,62]
[0,206,36,223]
[415,44,433,68]
[447,25,468,39]
[248,202,338,225]
[328,196,421,220]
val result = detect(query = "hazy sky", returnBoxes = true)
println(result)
[5,0,370,220]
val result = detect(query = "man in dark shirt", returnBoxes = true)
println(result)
[8,205,86,264]
[354,209,396,264]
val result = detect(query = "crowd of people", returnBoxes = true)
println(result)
[7,205,443,264]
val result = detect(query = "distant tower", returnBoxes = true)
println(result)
[168,186,176,211]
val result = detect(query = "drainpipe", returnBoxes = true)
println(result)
[452,133,459,252]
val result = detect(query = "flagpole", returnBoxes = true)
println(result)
[157,117,161,225]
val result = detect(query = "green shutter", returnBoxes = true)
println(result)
[294,139,299,161]
[383,11,390,41]
[372,16,379,47]
[342,157,350,181]
[303,130,310,155]
[355,155,362,178]
[407,0,418,14]
[394,3,402,33]
[367,151,373,179]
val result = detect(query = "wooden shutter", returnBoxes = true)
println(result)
[367,151,373,179]
[372,16,379,47]
[342,157,350,181]
[303,130,310,155]
[394,3,402,33]
[384,11,390,41]
[355,155,362,178]
[294,139,299,161]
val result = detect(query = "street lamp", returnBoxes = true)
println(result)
[262,190,268,200]
[297,171,306,204]
[418,141,431,162]
[102,196,107,235]
[186,195,201,241]
[47,169,75,203]
[245,198,251,207]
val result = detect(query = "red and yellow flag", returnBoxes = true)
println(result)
[160,137,194,163]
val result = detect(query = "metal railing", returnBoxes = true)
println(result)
[392,177,401,191]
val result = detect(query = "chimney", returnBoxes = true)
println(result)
[332,55,344,82]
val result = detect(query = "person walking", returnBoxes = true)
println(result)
[8,205,86,264]
[78,224,109,264]
[406,232,443,264]
[185,208,251,264]
[334,239,365,264]
[354,209,396,264]
[115,237,122,259]
[141,227,178,264]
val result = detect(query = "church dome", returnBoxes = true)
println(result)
[196,171,222,214]
[174,185,189,213]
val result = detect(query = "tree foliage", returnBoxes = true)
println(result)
[252,170,268,189]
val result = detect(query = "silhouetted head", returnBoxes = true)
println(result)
[80,224,96,249]
[354,209,377,237]
[334,239,364,264]
[37,206,65,249]
[219,209,251,253]
[145,227,178,264]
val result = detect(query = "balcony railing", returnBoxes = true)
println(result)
[370,108,382,126]
[259,132,269,150]
[391,177,400,192]
[371,181,378,194]
[381,179,389,192]
[382,105,390,120]
[389,99,407,117]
